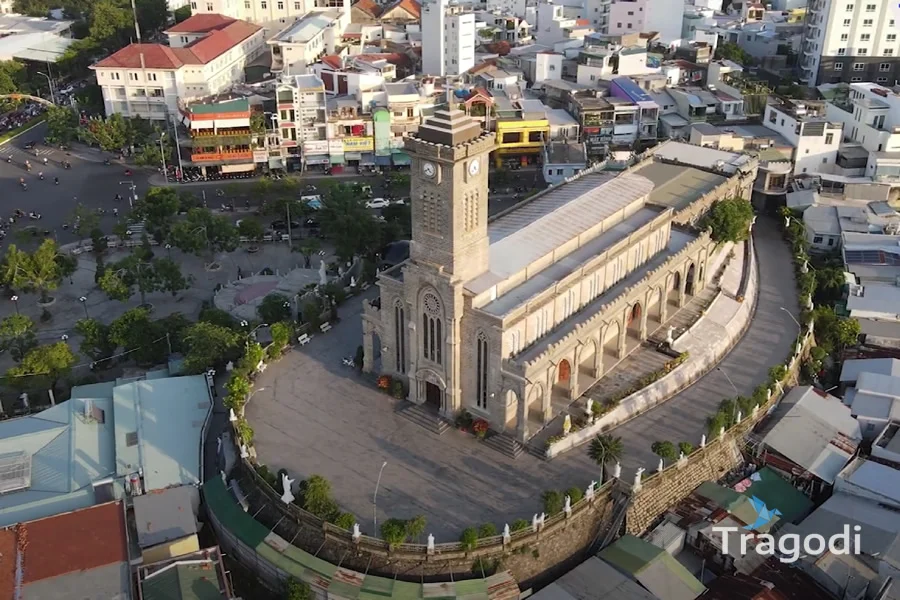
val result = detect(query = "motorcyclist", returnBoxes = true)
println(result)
[38,172,43,180]
[54,177,59,185]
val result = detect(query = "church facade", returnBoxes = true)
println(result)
[362,110,757,442]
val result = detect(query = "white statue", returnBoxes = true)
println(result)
[612,462,622,479]
[427,534,435,553]
[736,411,742,423]
[216,437,222,454]
[752,404,759,416]
[229,408,238,422]
[352,523,361,541]
[19,392,28,409]
[318,259,328,286]
[657,458,664,473]
[719,425,726,439]
[562,414,572,436]
[532,514,539,531]
[586,481,596,500]
[538,513,546,528]
[665,326,675,345]
[678,451,686,463]
[225,360,234,372]
[48,389,55,406]
[338,265,345,277]
[280,473,295,504]
[240,444,249,458]
[502,524,511,543]
[585,398,594,418]
[700,434,707,448]
[350,276,357,288]
[564,495,572,515]
[634,467,645,491]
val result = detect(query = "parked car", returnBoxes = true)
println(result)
[392,197,408,205]
[301,195,322,210]
[366,198,390,209]
[271,219,301,231]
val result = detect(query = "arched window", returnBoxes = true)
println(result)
[394,300,406,371]
[508,330,521,357]
[422,292,443,365]
[476,332,488,409]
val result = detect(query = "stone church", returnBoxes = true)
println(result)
[362,109,756,442]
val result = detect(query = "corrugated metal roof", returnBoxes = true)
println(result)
[133,485,200,548]
[840,358,900,382]
[530,557,656,600]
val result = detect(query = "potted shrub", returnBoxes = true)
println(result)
[455,409,474,432]
[377,374,392,391]
[473,418,489,439]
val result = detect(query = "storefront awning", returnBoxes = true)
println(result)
[360,152,376,166]
[344,152,362,161]
[330,154,345,164]
[221,163,255,173]
[268,157,283,169]
[392,152,411,166]
[375,155,392,166]
[303,154,330,165]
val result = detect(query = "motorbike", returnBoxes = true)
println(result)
[6,156,11,163]
[20,182,27,191]
[124,169,132,176]
[38,173,44,180]
[104,158,110,165]
[54,177,59,185]
[63,162,71,169]
[28,212,40,220]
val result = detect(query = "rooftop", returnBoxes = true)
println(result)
[599,535,706,600]
[133,485,201,549]
[632,161,727,212]
[840,358,900,382]
[529,556,656,600]
[352,0,382,18]
[0,15,76,62]
[846,283,900,318]
[281,73,325,90]
[545,141,586,165]
[760,386,861,483]
[652,140,754,174]
[836,458,900,509]
[94,14,260,69]
[138,547,233,600]
[414,108,484,146]
[271,11,339,44]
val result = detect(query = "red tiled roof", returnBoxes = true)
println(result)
[483,41,511,56]
[94,14,260,70]
[321,54,342,69]
[355,52,411,67]
[23,502,127,584]
[352,0,382,18]
[0,529,15,600]
[383,0,421,19]
[575,18,589,26]
[165,12,235,33]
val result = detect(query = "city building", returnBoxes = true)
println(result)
[380,0,422,23]
[0,502,131,600]
[91,14,265,120]
[534,1,594,47]
[326,95,375,169]
[269,11,342,76]
[568,90,616,159]
[189,0,350,30]
[360,111,754,441]
[762,98,842,176]
[800,0,900,87]
[0,14,76,63]
[351,0,382,22]
[493,98,550,167]
[133,485,202,563]
[422,0,476,76]
[181,96,256,177]
[542,141,588,183]
[610,77,659,142]
[0,370,212,527]
[530,555,657,599]
[844,372,900,438]
[137,546,236,599]
[599,535,706,600]
[842,231,900,283]
[276,74,329,171]
[606,0,683,44]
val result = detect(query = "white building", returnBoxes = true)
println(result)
[763,98,842,176]
[534,0,593,47]
[275,74,329,163]
[269,11,341,75]
[800,0,900,88]
[421,0,475,76]
[607,0,683,44]
[91,14,265,120]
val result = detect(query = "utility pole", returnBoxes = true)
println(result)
[159,132,168,183]
[286,200,292,244]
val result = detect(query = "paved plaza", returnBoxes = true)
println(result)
[246,219,800,539]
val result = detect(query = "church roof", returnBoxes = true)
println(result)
[415,109,483,146]
[466,171,655,294]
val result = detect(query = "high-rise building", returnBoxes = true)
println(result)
[800,0,900,87]
[421,0,475,77]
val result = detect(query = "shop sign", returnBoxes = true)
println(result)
[328,139,344,155]
[253,150,268,163]
[343,137,374,152]
[303,140,329,155]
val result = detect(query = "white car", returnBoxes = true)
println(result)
[392,197,407,205]
[366,198,390,209]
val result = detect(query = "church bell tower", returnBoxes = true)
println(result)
[404,109,495,282]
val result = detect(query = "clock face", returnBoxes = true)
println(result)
[468,159,480,176]
[422,161,436,178]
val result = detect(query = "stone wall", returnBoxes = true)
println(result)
[233,455,615,587]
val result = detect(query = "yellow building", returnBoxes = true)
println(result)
[494,118,550,167]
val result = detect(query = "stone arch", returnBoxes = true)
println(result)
[503,388,519,432]
[557,359,572,383]
[578,337,599,380]
[475,330,489,411]
[417,368,446,412]
[667,271,681,306]
[603,319,621,362]
[627,301,643,341]
[686,262,697,296]
[527,382,544,422]
[418,286,445,366]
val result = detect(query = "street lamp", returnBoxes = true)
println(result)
[159,131,168,184]
[373,461,387,533]
[36,71,54,104]
[79,296,89,319]
[716,367,739,395]
[10,295,18,315]
[779,306,802,331]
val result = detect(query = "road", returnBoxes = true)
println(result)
[610,218,800,475]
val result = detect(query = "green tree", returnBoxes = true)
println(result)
[333,512,356,530]
[406,515,426,543]
[714,41,753,66]
[813,306,860,354]
[651,440,678,463]
[199,306,238,329]
[87,0,132,46]
[238,218,264,240]
[224,373,250,411]
[380,518,408,548]
[6,341,76,393]
[541,489,564,515]
[99,247,189,306]
[587,433,624,482]
[134,0,168,35]
[478,523,498,538]
[300,475,336,518]
[701,197,754,243]
[181,322,240,373]
[258,293,292,324]
[84,112,129,151]
[45,106,80,144]
[678,441,694,456]
[75,318,117,366]
[510,519,529,532]
[460,527,479,551]
[109,307,165,366]
[270,321,292,352]
[169,208,239,261]
[69,202,101,235]
[297,239,320,268]
[283,577,311,600]
[318,184,380,262]
[132,188,181,241]
[565,486,584,503]
[0,314,37,362]
[1,240,64,303]
[0,60,28,95]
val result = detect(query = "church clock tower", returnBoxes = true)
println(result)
[404,109,495,282]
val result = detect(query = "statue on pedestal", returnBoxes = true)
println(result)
[502,524,511,543]
[427,534,435,553]
[352,523,361,541]
[280,473,295,504]
[586,480,596,500]
[562,414,572,436]
[564,495,572,515]
[634,467,645,491]
[318,259,328,286]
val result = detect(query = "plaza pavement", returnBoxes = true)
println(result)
[245,217,800,540]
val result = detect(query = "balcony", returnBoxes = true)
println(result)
[188,133,252,146]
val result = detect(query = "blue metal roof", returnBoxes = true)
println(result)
[613,77,653,103]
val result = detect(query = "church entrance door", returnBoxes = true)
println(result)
[558,359,571,383]
[425,381,442,411]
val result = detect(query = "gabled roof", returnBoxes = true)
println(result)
[600,535,705,600]
[840,358,900,383]
[530,556,656,599]
[761,386,861,483]
[382,0,421,19]
[133,485,200,549]
[352,0,382,18]
[93,15,260,69]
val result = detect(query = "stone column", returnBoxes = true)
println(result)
[444,318,461,418]
[678,266,687,308]
[407,319,420,404]
[593,337,603,378]
[617,319,627,359]
[569,346,581,399]
[542,384,553,424]
[516,393,528,443]
[639,303,649,341]
[659,288,669,325]
[362,323,375,373]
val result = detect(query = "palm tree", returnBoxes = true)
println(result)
[587,434,624,483]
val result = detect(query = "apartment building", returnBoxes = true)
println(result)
[800,0,900,87]
[607,0,683,44]
[823,82,900,181]
[274,74,328,170]
[534,1,594,46]
[91,14,265,120]
[763,98,843,175]
[183,96,256,175]
[422,0,476,76]
[190,0,350,31]
[269,11,341,75]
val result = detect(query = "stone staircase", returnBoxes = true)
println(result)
[481,431,524,459]
[396,403,450,435]
[524,442,548,461]
[647,285,719,348]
